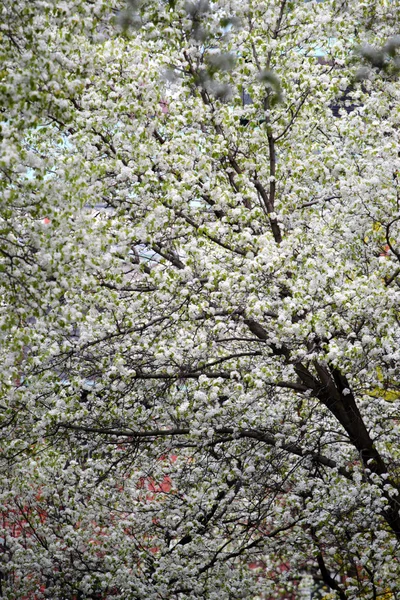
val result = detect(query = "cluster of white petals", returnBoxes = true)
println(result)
[1,0,400,598]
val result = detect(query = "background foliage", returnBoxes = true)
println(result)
[1,0,400,598]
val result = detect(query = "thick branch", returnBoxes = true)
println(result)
[316,551,348,600]
[241,316,400,538]
[57,423,352,481]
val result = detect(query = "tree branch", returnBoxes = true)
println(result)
[56,423,352,481]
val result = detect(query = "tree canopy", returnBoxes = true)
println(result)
[1,0,400,598]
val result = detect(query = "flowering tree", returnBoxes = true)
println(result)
[1,0,400,598]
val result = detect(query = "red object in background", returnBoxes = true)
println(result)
[160,100,168,114]
[147,475,172,494]
[139,455,177,497]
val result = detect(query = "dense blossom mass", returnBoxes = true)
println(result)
[1,0,400,598]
